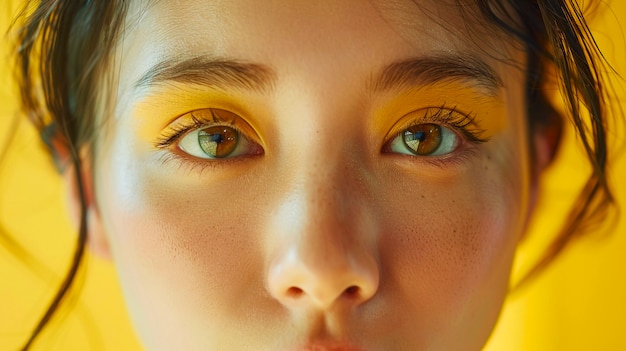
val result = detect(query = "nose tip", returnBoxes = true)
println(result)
[267,247,380,310]
[264,150,379,311]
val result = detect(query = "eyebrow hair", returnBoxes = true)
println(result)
[134,54,502,97]
[134,56,276,93]
[371,55,503,96]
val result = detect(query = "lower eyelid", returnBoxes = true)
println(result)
[421,147,481,168]
[385,145,482,172]
[156,144,263,174]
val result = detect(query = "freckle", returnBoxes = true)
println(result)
[420,194,425,199]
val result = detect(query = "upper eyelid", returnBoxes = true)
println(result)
[190,108,237,124]
[156,106,486,151]
[384,107,486,141]
[156,108,260,148]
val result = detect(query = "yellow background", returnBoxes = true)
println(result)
[1,1,625,350]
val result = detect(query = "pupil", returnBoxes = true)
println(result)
[406,131,426,143]
[209,133,224,143]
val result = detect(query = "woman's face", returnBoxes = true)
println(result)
[86,0,537,350]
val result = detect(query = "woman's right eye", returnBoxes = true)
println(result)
[178,124,262,159]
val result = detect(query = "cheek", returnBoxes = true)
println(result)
[373,147,527,346]
[94,133,275,349]
[93,105,530,349]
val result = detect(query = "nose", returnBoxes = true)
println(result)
[265,163,380,311]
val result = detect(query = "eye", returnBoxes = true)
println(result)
[178,125,260,159]
[388,123,460,156]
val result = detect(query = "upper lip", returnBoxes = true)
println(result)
[295,342,365,351]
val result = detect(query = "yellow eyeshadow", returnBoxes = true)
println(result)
[169,108,258,140]
[129,82,507,147]
[133,89,246,124]
[128,85,262,143]
[372,83,507,139]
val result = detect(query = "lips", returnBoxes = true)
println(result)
[295,342,365,351]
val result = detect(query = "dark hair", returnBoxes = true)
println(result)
[9,0,614,349]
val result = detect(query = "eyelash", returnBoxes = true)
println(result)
[381,106,489,167]
[155,110,238,149]
[390,105,488,144]
[154,106,488,171]
[154,110,259,171]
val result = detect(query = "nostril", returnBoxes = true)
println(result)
[287,287,304,298]
[345,285,359,296]
[286,286,360,300]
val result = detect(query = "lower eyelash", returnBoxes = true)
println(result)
[155,149,245,175]
[415,146,481,169]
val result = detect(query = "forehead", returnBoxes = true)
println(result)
[120,0,510,64]
[113,0,520,113]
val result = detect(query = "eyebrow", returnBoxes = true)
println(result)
[134,56,276,93]
[370,55,503,96]
[134,54,502,96]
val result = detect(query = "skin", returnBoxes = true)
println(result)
[71,0,554,350]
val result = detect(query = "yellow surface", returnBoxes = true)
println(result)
[1,1,625,350]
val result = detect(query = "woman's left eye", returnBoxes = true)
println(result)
[178,125,260,159]
[387,123,460,156]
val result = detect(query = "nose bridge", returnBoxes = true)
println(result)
[277,92,366,231]
[283,128,370,246]
[265,140,380,311]
[298,148,352,226]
